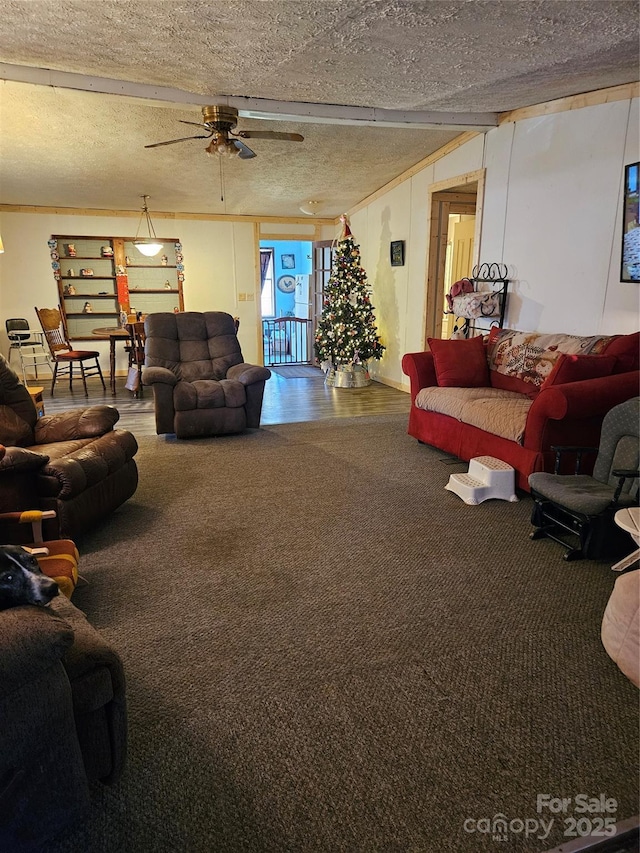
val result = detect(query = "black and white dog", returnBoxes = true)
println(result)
[0,545,59,610]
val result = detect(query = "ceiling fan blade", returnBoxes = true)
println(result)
[179,120,210,129]
[232,139,257,159]
[145,133,211,148]
[237,131,304,142]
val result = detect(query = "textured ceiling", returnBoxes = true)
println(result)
[0,0,638,218]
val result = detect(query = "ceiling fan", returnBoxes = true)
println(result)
[145,105,304,159]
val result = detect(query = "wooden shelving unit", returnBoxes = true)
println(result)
[50,235,185,340]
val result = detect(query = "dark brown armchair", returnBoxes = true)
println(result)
[0,354,138,540]
[0,576,127,851]
[142,311,271,439]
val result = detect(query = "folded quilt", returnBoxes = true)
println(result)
[415,386,532,443]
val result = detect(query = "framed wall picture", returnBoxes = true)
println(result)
[621,161,640,282]
[281,253,296,269]
[390,240,405,267]
[277,274,296,293]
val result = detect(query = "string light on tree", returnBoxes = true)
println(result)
[315,214,385,387]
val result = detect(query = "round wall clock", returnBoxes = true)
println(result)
[277,274,296,293]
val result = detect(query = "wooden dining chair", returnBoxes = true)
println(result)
[34,306,106,396]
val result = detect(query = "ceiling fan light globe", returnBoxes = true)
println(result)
[299,201,320,216]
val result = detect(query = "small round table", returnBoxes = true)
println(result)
[92,327,131,395]
[26,386,45,418]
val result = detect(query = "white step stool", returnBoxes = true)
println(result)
[445,456,519,505]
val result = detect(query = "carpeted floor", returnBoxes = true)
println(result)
[47,414,638,853]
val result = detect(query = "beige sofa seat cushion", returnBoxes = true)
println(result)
[415,386,533,444]
[601,570,640,687]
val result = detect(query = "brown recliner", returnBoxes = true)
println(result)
[0,354,138,540]
[142,311,271,439]
[0,590,127,851]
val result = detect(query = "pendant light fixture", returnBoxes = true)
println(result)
[134,195,163,257]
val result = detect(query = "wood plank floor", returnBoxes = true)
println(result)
[33,367,410,437]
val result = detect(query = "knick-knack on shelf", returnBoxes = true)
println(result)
[65,284,76,296]
[83,301,93,313]
[161,255,168,266]
[164,280,171,289]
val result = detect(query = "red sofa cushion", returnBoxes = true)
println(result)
[427,336,489,387]
[602,331,640,373]
[541,353,618,389]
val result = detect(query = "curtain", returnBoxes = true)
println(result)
[260,250,271,293]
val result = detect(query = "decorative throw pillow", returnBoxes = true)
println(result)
[541,353,618,389]
[487,328,615,398]
[427,335,489,387]
[602,331,640,373]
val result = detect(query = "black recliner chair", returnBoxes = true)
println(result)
[528,397,639,561]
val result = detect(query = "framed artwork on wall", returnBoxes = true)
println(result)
[281,253,296,269]
[621,161,640,283]
[390,240,405,267]
[277,274,296,293]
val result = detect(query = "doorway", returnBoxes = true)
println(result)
[441,213,476,339]
[424,169,485,343]
[260,239,312,366]
[260,238,334,367]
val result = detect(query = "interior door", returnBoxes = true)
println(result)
[311,240,334,365]
[425,191,477,341]
[442,216,476,338]
[450,217,475,283]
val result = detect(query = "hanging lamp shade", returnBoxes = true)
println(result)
[134,196,163,257]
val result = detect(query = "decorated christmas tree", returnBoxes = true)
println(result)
[314,215,385,379]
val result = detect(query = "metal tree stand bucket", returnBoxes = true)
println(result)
[324,364,371,388]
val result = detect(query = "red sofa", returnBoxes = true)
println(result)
[402,329,640,492]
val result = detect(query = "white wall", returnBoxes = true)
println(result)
[1,97,637,392]
[0,212,275,372]
[353,96,639,389]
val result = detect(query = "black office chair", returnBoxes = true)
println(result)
[528,397,640,561]
[5,318,52,384]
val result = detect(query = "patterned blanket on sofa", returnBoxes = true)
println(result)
[487,330,613,390]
